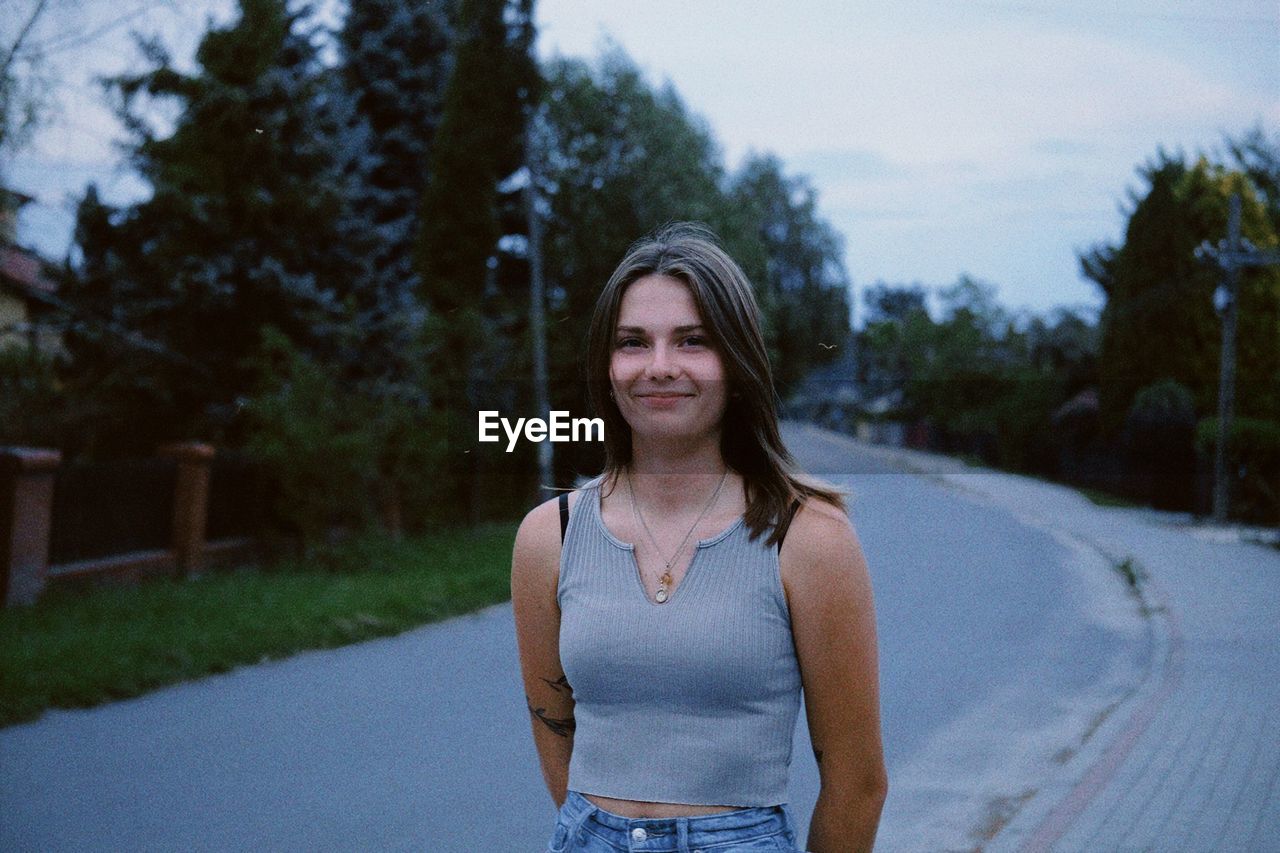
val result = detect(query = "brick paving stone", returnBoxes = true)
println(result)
[1216,713,1280,851]
[1124,696,1233,845]
[1244,735,1280,851]
[1154,702,1249,842]
[1075,694,1198,848]
[1179,710,1271,852]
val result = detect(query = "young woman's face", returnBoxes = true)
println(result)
[609,274,729,441]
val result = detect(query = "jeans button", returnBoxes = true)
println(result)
[631,827,647,841]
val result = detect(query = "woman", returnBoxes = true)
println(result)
[512,223,887,852]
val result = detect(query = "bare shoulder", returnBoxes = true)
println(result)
[779,496,867,597]
[786,496,855,548]
[512,488,588,588]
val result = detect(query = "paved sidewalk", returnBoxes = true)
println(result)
[818,429,1280,852]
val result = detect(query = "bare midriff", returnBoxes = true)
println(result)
[582,793,742,818]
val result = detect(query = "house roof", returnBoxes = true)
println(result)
[0,243,55,296]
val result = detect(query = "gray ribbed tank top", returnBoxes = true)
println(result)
[557,473,802,806]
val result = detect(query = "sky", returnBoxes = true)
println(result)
[6,0,1279,326]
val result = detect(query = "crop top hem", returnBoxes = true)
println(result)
[571,785,786,810]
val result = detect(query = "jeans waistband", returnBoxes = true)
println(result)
[562,790,789,840]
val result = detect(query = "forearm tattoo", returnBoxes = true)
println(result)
[541,674,573,696]
[526,695,576,737]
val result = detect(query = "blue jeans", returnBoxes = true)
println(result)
[545,790,805,852]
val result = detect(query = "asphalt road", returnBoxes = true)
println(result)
[0,422,1148,851]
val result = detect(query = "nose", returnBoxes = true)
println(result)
[643,341,679,379]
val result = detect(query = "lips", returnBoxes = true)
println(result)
[639,394,693,398]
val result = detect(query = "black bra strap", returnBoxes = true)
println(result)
[559,492,569,543]
[776,498,802,553]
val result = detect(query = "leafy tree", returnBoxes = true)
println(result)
[239,325,449,551]
[855,283,931,401]
[724,153,852,399]
[856,276,1087,474]
[0,343,66,447]
[1224,124,1280,233]
[1022,307,1098,397]
[862,282,928,326]
[518,46,733,480]
[1082,150,1280,437]
[906,276,1011,439]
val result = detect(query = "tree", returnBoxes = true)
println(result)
[414,0,537,523]
[1,0,53,169]
[862,281,927,326]
[855,276,1079,474]
[2,2,191,177]
[59,0,367,456]
[724,153,853,399]
[1083,149,1280,436]
[1224,124,1280,234]
[855,282,934,404]
[334,0,454,382]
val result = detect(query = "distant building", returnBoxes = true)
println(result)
[0,188,64,357]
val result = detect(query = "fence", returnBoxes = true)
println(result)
[0,443,268,607]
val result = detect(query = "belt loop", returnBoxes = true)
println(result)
[675,816,690,853]
[564,797,595,849]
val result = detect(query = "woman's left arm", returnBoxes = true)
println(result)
[781,503,889,853]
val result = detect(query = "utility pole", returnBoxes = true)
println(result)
[1195,193,1280,523]
[524,117,554,503]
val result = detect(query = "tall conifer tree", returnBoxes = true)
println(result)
[335,0,455,383]
[60,0,365,454]
[415,0,537,522]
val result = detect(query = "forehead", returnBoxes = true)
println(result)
[615,275,702,330]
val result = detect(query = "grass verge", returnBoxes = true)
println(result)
[0,522,517,729]
[1078,487,1142,508]
[1112,556,1144,595]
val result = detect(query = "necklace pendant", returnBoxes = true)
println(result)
[654,586,669,604]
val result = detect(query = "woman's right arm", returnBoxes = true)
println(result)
[511,495,576,808]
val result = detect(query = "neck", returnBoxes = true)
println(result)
[621,461,731,518]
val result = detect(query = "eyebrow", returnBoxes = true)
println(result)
[616,324,705,334]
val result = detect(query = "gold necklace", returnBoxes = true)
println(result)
[626,467,729,603]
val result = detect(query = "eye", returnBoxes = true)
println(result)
[684,336,708,347]
[615,337,642,349]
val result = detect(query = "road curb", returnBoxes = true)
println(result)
[990,568,1183,851]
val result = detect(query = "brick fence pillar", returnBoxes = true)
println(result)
[0,447,62,607]
[157,442,215,577]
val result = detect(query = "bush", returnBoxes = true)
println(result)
[0,344,69,448]
[238,326,450,555]
[1196,416,1280,524]
[1122,379,1197,509]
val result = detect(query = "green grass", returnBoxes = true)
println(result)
[1078,487,1142,508]
[1112,557,1144,594]
[0,522,518,729]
